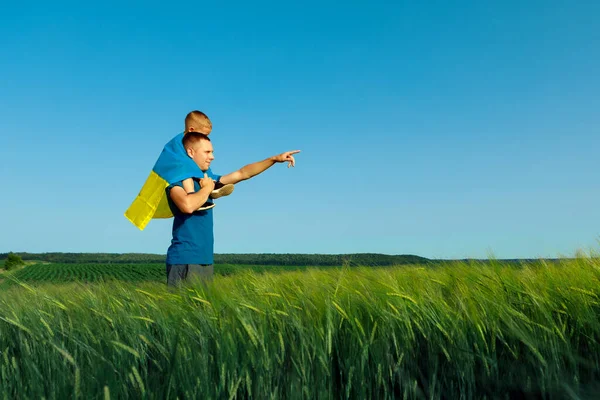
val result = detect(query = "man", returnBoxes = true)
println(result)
[165,131,300,286]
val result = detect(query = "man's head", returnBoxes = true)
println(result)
[183,132,214,171]
[184,110,212,135]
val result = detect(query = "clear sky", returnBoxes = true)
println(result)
[1,1,598,259]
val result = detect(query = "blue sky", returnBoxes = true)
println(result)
[1,1,598,259]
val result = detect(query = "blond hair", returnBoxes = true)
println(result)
[184,110,212,134]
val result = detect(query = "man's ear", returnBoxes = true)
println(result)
[186,147,194,158]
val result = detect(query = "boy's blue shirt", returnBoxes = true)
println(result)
[165,169,221,265]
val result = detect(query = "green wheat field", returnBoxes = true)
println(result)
[1,257,600,399]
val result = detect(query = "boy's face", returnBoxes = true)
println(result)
[187,140,214,171]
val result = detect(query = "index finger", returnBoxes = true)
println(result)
[288,150,301,155]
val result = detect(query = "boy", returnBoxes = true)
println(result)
[166,132,299,286]
[181,111,234,210]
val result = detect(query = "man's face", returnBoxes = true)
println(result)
[188,139,214,171]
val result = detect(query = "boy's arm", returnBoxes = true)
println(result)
[169,174,215,214]
[220,150,300,185]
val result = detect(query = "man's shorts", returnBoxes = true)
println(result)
[166,264,214,287]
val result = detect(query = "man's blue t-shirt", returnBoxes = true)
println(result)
[165,169,221,265]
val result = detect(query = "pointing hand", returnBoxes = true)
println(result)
[273,150,301,168]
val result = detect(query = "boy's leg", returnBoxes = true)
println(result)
[197,202,215,211]
[210,181,234,199]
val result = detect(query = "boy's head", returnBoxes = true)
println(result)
[184,110,212,135]
[183,132,214,171]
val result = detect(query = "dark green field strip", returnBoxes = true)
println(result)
[3,263,347,285]
[8,263,165,284]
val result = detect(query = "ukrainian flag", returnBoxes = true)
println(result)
[125,133,203,230]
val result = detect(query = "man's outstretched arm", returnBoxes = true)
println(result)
[219,150,300,185]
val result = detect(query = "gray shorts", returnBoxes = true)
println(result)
[166,264,214,287]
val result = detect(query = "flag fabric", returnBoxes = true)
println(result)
[124,133,203,230]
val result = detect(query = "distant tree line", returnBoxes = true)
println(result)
[0,253,166,264]
[0,252,432,266]
[214,253,431,266]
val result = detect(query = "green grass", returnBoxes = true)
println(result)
[1,257,600,398]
